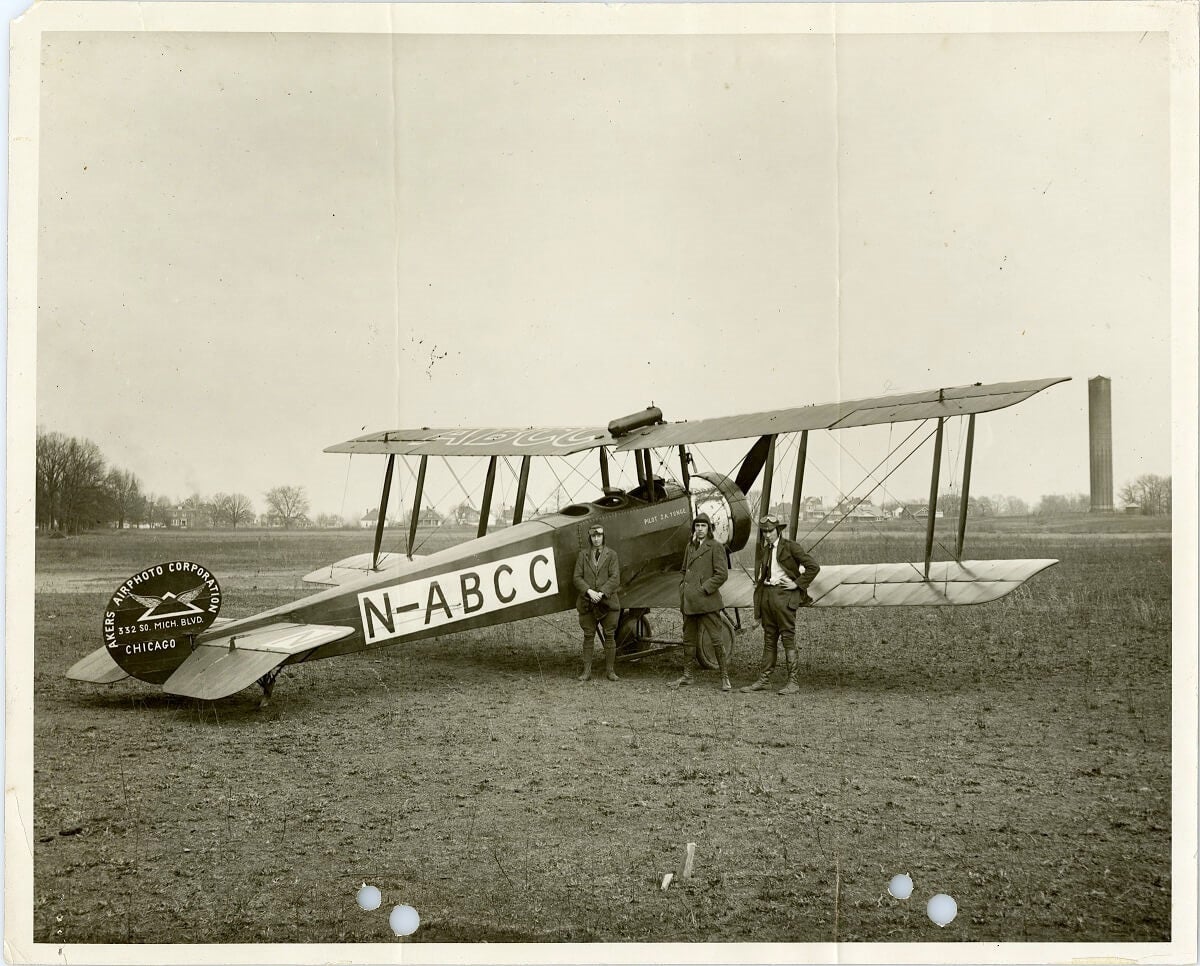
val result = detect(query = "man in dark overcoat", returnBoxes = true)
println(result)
[741,513,820,695]
[573,523,622,681]
[671,512,731,691]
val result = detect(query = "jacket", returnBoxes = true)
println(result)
[753,537,820,619]
[574,545,621,614]
[679,536,728,615]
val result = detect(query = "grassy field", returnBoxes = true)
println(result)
[31,521,1172,944]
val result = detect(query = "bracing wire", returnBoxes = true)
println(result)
[802,422,938,550]
[799,421,929,541]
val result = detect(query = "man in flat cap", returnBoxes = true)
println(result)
[672,512,731,691]
[741,514,820,695]
[573,523,622,681]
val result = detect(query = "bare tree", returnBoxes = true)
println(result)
[227,493,255,529]
[264,485,310,529]
[206,493,234,528]
[994,495,1029,516]
[36,429,71,531]
[1036,493,1088,516]
[105,468,143,530]
[1119,474,1172,515]
[38,433,110,533]
[152,494,174,527]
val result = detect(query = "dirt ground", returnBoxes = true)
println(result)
[29,525,1172,943]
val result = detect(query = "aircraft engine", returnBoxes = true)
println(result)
[689,472,752,553]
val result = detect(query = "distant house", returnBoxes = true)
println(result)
[764,498,826,523]
[360,509,381,529]
[847,503,885,520]
[169,505,212,529]
[831,499,882,519]
[892,503,943,520]
[259,512,311,529]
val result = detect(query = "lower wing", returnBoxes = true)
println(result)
[621,559,1058,609]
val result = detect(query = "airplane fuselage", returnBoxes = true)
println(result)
[196,485,697,666]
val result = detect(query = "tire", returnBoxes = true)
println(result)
[697,611,736,670]
[616,609,652,653]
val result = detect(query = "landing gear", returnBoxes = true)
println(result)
[616,608,653,654]
[256,668,283,709]
[696,611,736,670]
[612,608,736,669]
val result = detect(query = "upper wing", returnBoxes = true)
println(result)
[325,426,615,456]
[610,377,1069,451]
[325,377,1067,457]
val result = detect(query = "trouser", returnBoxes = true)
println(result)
[759,585,799,665]
[681,612,729,671]
[579,607,618,654]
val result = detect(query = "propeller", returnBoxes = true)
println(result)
[734,435,773,495]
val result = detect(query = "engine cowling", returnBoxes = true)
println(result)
[689,472,752,553]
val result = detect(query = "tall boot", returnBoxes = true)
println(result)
[739,642,778,693]
[777,647,801,695]
[716,644,731,692]
[604,636,620,681]
[671,654,697,688]
[577,635,594,682]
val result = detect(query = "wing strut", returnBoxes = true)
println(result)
[407,455,428,560]
[923,417,945,577]
[599,448,610,490]
[478,456,498,537]
[789,430,809,540]
[754,435,777,574]
[955,414,976,560]
[678,445,690,492]
[372,454,396,571]
[513,456,531,525]
[639,451,655,502]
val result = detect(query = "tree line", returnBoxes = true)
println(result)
[36,429,318,533]
[36,428,1172,535]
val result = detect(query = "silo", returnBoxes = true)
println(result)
[1088,376,1114,512]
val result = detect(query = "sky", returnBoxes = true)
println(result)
[32,25,1175,522]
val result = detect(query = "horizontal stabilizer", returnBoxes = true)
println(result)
[162,622,355,700]
[621,559,1058,610]
[302,551,425,587]
[66,645,130,684]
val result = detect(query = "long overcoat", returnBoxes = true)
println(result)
[574,546,621,614]
[679,537,728,615]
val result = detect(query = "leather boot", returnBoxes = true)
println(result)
[671,656,696,688]
[577,635,594,682]
[716,647,731,692]
[739,643,778,692]
[777,648,801,695]
[604,638,620,681]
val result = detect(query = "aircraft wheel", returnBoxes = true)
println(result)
[697,612,736,670]
[616,609,652,653]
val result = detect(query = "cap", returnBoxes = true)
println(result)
[692,513,712,529]
[757,514,782,531]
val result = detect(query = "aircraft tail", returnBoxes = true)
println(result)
[162,622,354,700]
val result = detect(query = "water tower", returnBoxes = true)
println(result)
[1088,376,1113,512]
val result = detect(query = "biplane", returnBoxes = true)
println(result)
[67,377,1068,705]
